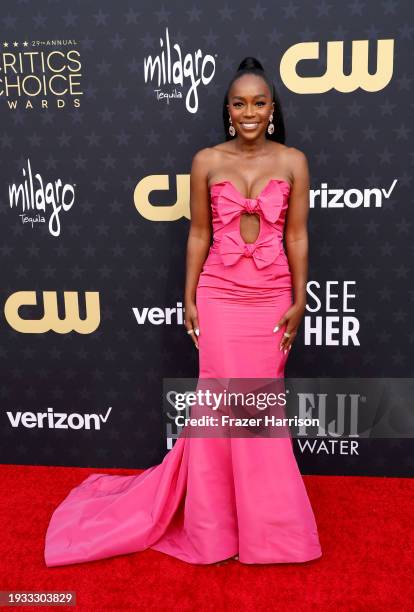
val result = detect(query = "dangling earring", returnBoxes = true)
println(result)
[228,116,236,137]
[267,114,275,135]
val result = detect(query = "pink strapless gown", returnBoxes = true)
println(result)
[44,178,322,566]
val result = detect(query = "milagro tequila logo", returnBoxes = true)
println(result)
[8,158,75,237]
[143,26,216,114]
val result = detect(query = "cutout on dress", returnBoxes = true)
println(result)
[239,212,261,244]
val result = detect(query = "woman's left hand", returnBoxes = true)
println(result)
[272,302,306,353]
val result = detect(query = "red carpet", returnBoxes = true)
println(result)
[1,464,413,611]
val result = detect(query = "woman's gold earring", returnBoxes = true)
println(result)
[267,114,275,135]
[229,116,236,137]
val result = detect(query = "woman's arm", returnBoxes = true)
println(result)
[284,148,310,308]
[184,149,212,348]
[275,148,310,352]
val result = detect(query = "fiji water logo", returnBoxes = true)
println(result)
[8,158,75,237]
[143,26,216,114]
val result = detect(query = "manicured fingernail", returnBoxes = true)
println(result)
[284,349,287,354]
[273,325,279,332]
[195,328,199,336]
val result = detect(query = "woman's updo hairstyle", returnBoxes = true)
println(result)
[222,56,286,144]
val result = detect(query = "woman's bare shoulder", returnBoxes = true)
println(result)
[191,144,231,175]
[268,141,306,160]
[282,146,310,188]
[283,145,309,166]
[192,143,231,159]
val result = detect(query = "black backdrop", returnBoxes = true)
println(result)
[0,0,412,476]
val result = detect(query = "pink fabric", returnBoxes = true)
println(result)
[219,228,280,268]
[44,178,322,567]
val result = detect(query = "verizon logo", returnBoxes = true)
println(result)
[6,406,112,430]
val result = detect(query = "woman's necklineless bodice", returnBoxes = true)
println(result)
[208,178,291,201]
[206,178,291,269]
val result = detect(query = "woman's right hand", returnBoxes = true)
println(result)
[184,301,200,350]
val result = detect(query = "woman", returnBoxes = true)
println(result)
[44,57,322,567]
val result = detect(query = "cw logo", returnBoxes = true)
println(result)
[4,291,100,334]
[280,39,394,93]
[134,174,190,221]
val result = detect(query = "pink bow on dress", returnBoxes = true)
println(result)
[218,230,280,269]
[216,183,283,226]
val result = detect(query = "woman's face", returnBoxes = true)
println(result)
[227,74,274,140]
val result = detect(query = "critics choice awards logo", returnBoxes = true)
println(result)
[0,39,83,109]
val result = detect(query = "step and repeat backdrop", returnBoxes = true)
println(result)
[0,1,412,476]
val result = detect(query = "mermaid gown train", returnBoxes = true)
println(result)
[44,178,322,566]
